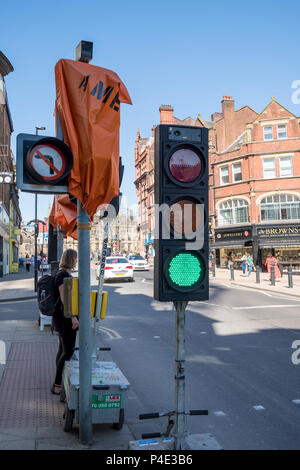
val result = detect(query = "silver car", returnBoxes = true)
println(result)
[127,255,149,271]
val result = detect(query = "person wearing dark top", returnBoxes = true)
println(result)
[51,249,79,395]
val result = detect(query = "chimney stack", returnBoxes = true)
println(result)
[159,105,174,124]
[221,96,235,148]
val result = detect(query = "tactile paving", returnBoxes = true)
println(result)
[0,342,64,427]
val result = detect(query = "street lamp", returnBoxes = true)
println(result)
[33,126,46,291]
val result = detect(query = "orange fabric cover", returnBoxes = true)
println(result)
[55,59,132,218]
[49,195,78,240]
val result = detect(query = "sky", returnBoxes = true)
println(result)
[2,0,300,225]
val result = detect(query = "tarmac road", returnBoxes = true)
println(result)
[1,268,300,449]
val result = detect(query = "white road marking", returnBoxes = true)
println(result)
[292,399,300,405]
[153,336,160,339]
[142,279,153,285]
[214,411,226,416]
[98,326,121,339]
[261,292,273,297]
[129,338,137,341]
[232,305,299,310]
[253,405,265,411]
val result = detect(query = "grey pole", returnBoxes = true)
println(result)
[57,225,64,261]
[230,264,234,280]
[93,221,109,360]
[288,265,293,288]
[34,194,38,291]
[173,301,188,450]
[271,264,275,286]
[256,265,260,284]
[78,200,92,445]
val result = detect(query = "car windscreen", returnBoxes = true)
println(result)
[130,256,145,260]
[106,258,129,264]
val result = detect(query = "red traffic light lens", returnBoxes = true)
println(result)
[169,148,201,183]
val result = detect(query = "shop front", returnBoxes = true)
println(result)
[256,223,300,272]
[212,226,253,268]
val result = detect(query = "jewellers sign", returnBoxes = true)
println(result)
[257,225,300,238]
[215,228,252,242]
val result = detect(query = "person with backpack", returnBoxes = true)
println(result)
[51,249,78,395]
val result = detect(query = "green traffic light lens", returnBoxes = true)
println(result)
[167,252,203,289]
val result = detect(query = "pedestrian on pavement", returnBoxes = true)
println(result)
[25,254,31,272]
[241,253,247,275]
[51,249,79,396]
[31,254,35,266]
[266,253,281,281]
[247,255,253,277]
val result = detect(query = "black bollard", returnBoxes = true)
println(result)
[271,265,275,286]
[212,261,216,277]
[256,265,260,284]
[288,265,293,288]
[230,264,234,280]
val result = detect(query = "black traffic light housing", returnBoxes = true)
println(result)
[154,124,209,302]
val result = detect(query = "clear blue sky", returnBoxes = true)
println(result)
[2,0,300,224]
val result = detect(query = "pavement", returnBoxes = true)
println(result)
[0,264,299,450]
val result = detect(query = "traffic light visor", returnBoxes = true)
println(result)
[169,148,201,183]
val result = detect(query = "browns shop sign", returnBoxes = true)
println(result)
[257,224,300,238]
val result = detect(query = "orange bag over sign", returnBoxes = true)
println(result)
[49,195,78,240]
[55,59,132,218]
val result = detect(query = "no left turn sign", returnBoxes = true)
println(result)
[25,137,73,185]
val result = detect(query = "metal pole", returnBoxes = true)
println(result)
[256,265,260,284]
[93,221,109,360]
[78,200,92,445]
[34,194,38,291]
[212,260,216,277]
[57,225,64,261]
[288,265,293,288]
[271,264,275,286]
[230,264,234,281]
[173,301,188,450]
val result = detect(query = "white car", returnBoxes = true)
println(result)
[127,255,149,271]
[97,256,134,282]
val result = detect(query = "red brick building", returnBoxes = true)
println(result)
[135,98,300,270]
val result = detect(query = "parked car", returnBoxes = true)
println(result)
[97,256,134,282]
[127,255,149,271]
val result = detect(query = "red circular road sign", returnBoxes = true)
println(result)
[26,137,73,185]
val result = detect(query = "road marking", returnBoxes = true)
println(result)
[261,292,273,297]
[142,279,153,285]
[232,304,299,310]
[129,338,137,341]
[153,336,160,339]
[98,326,121,339]
[292,399,300,405]
[214,411,226,416]
[253,405,265,411]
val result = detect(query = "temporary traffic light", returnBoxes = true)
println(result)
[16,134,73,194]
[154,124,209,302]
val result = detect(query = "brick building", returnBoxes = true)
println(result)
[135,97,300,270]
[211,96,300,271]
[0,51,21,275]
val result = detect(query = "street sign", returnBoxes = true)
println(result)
[16,134,73,194]
[154,124,209,302]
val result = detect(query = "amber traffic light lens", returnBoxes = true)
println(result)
[169,200,202,236]
[169,148,201,183]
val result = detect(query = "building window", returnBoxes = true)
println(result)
[232,162,242,182]
[218,199,249,226]
[277,124,287,139]
[263,158,276,178]
[263,126,273,140]
[279,156,292,177]
[260,194,300,221]
[220,166,229,185]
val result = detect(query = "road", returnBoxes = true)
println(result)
[1,268,300,449]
